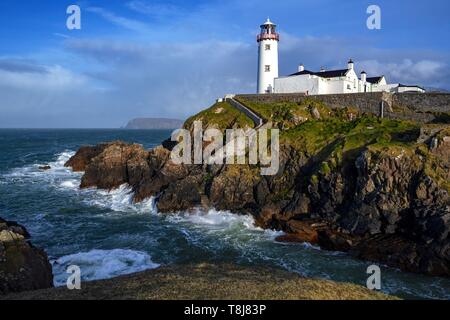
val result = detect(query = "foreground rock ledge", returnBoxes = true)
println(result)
[1,263,396,300]
[0,217,53,295]
[64,139,450,277]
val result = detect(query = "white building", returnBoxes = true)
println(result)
[273,61,425,95]
[255,20,425,95]
[257,18,279,94]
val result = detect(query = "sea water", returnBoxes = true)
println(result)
[0,129,449,299]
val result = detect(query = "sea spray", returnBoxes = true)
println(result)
[52,249,160,286]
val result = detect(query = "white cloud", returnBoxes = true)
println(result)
[62,38,255,122]
[126,1,185,19]
[0,59,89,91]
[86,7,152,34]
[359,59,448,86]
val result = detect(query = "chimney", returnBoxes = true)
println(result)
[348,59,354,70]
[361,71,367,83]
[298,64,305,72]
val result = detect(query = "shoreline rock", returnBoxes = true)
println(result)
[64,133,450,276]
[0,217,53,295]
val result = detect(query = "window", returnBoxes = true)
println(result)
[265,65,271,72]
[265,44,271,51]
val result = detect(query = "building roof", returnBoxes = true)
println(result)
[288,68,349,78]
[316,69,349,78]
[261,18,275,26]
[398,84,426,91]
[366,76,384,84]
[289,69,315,76]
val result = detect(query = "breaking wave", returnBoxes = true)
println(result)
[84,184,156,215]
[5,150,77,182]
[166,208,283,240]
[52,249,160,286]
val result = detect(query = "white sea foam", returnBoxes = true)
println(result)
[52,249,160,286]
[166,208,283,239]
[168,208,255,228]
[60,179,79,189]
[5,151,77,181]
[84,184,156,215]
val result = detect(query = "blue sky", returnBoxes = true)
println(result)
[0,0,449,128]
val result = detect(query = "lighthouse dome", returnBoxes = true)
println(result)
[261,18,276,27]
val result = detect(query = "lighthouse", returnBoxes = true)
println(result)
[257,18,279,94]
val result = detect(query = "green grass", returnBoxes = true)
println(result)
[183,99,447,193]
[184,101,254,131]
[281,116,423,186]
[282,116,420,156]
[235,97,361,130]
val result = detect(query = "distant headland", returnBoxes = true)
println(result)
[124,118,184,129]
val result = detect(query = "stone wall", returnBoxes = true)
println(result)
[226,98,263,127]
[392,93,450,113]
[236,92,450,123]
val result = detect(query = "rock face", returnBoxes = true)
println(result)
[0,217,53,295]
[65,129,450,276]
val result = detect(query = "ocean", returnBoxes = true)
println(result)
[0,129,449,299]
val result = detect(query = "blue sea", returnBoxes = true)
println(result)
[0,129,449,299]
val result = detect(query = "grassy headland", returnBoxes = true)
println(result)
[2,263,396,300]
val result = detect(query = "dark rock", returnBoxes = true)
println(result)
[64,143,111,172]
[65,138,450,277]
[254,204,283,229]
[157,175,203,212]
[0,217,53,295]
[209,165,258,212]
[317,229,357,252]
[161,138,178,151]
[38,165,51,171]
[350,234,450,276]
[80,142,146,190]
[276,219,320,244]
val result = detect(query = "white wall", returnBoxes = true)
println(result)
[272,66,425,95]
[325,77,347,94]
[257,39,279,94]
[274,68,367,95]
[396,86,425,93]
[274,74,320,94]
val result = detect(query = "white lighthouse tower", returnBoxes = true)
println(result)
[257,18,279,94]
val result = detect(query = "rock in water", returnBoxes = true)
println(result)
[64,143,111,172]
[0,217,53,295]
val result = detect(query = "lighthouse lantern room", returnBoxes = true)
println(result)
[257,18,279,94]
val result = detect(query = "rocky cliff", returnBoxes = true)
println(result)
[65,100,450,277]
[0,217,53,294]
